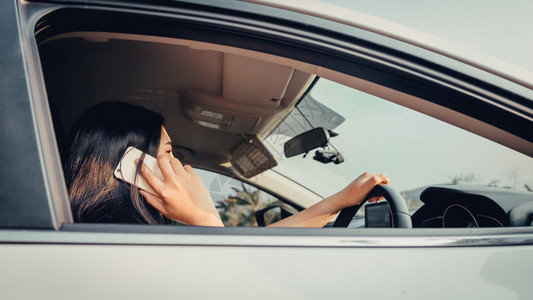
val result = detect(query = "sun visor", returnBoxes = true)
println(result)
[222,53,294,108]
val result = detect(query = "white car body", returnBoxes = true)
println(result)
[1,1,532,299]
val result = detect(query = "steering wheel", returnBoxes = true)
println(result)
[332,184,412,228]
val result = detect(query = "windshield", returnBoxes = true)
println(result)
[265,78,533,205]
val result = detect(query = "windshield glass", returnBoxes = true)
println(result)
[265,78,533,206]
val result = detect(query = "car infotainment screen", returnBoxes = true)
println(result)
[365,202,392,228]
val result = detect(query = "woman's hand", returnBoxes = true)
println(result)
[324,172,390,213]
[137,156,223,227]
[269,172,390,228]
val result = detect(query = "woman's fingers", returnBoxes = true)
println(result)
[368,195,384,203]
[380,174,391,185]
[358,173,385,191]
[168,156,186,176]
[364,174,389,203]
[140,190,167,215]
[366,173,390,188]
[183,164,196,175]
[137,158,165,192]
[156,155,179,180]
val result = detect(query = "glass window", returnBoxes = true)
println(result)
[196,169,296,227]
[265,78,533,214]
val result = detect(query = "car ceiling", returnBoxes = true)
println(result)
[39,33,315,167]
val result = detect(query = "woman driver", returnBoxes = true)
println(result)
[64,101,389,226]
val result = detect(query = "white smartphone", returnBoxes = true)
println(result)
[114,146,164,195]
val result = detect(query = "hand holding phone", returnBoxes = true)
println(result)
[116,146,223,226]
[114,146,163,195]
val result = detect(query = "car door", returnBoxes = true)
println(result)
[1,1,533,299]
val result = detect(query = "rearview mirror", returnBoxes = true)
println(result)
[283,127,330,158]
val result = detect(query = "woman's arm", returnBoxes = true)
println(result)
[139,156,388,228]
[268,173,389,228]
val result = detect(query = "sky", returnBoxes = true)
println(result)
[325,0,533,74]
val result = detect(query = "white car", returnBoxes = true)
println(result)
[1,0,532,299]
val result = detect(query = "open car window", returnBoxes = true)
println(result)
[29,4,533,232]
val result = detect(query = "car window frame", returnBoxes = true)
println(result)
[0,0,71,229]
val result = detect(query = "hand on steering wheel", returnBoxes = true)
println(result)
[332,184,412,228]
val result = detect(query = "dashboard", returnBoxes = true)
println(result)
[411,185,533,228]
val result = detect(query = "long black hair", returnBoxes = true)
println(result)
[64,101,164,224]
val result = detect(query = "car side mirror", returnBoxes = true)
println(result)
[283,127,330,158]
